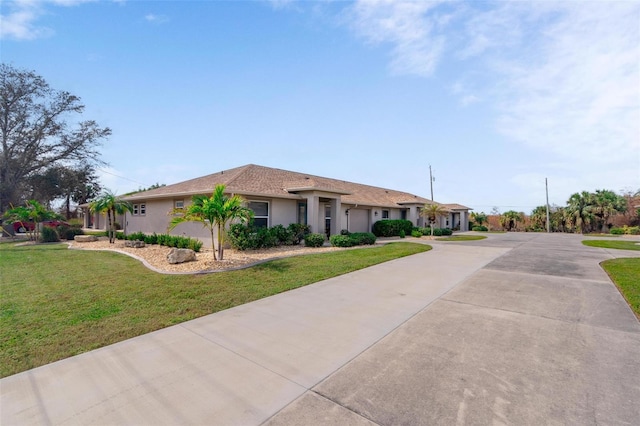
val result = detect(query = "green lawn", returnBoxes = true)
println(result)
[601,258,640,319]
[0,241,430,377]
[436,235,487,241]
[582,240,640,251]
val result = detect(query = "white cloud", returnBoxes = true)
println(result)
[346,0,640,179]
[144,13,169,24]
[349,0,451,77]
[492,2,640,166]
[0,0,94,40]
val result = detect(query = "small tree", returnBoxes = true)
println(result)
[420,203,449,236]
[4,200,57,241]
[89,190,132,243]
[169,184,253,260]
[500,210,524,231]
[470,211,488,227]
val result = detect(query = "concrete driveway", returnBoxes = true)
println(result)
[2,233,639,425]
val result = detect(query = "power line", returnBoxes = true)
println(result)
[97,168,148,187]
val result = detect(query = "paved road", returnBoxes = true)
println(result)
[1,233,639,425]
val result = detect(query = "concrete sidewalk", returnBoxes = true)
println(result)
[1,241,508,425]
[2,233,639,425]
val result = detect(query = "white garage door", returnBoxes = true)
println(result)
[349,209,370,233]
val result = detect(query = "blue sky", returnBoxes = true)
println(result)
[2,0,639,214]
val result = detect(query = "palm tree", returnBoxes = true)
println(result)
[592,189,626,232]
[420,203,449,236]
[500,210,524,231]
[530,206,548,231]
[566,191,594,234]
[169,184,253,260]
[89,190,132,243]
[4,200,56,241]
[470,211,488,227]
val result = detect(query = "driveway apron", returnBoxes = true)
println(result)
[269,234,640,426]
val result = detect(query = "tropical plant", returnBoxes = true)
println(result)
[530,206,548,231]
[566,191,594,234]
[168,184,253,260]
[500,210,524,231]
[3,200,57,241]
[420,203,449,236]
[470,211,488,227]
[591,189,626,232]
[89,190,133,243]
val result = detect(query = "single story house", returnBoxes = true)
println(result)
[83,164,471,240]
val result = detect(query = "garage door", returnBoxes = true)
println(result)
[349,209,370,233]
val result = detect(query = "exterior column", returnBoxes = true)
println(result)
[329,198,341,236]
[305,194,320,233]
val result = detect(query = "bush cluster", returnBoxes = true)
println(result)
[372,220,414,237]
[57,225,85,240]
[417,227,453,236]
[228,223,311,251]
[329,231,377,247]
[411,230,423,238]
[304,233,326,247]
[610,226,640,235]
[115,231,203,252]
[40,226,60,243]
[472,225,488,232]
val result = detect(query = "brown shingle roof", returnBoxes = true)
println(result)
[124,164,449,208]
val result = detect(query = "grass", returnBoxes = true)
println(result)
[0,241,430,377]
[601,258,640,319]
[582,240,640,251]
[436,235,487,241]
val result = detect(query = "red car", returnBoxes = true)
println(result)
[13,220,70,233]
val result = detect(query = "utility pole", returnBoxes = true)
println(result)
[429,165,434,201]
[545,178,551,233]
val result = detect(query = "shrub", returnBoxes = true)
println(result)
[287,223,310,245]
[411,230,423,238]
[270,224,294,245]
[40,226,60,243]
[610,227,624,235]
[58,225,85,240]
[340,229,350,236]
[472,225,488,232]
[372,220,413,237]
[399,229,406,238]
[228,223,253,250]
[305,233,325,247]
[188,238,203,252]
[349,232,376,245]
[627,226,640,235]
[330,234,353,247]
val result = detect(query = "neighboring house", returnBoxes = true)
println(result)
[83,164,471,240]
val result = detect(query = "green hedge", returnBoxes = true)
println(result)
[329,232,377,247]
[372,220,414,237]
[115,231,203,252]
[472,225,488,232]
[419,227,453,236]
[228,223,311,250]
[304,233,325,247]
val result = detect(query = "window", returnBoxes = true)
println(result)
[133,203,146,216]
[382,210,389,219]
[298,202,307,225]
[174,200,184,209]
[248,201,269,228]
[400,210,407,220]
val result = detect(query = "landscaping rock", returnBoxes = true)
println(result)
[74,235,98,242]
[167,248,196,264]
[125,240,146,248]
